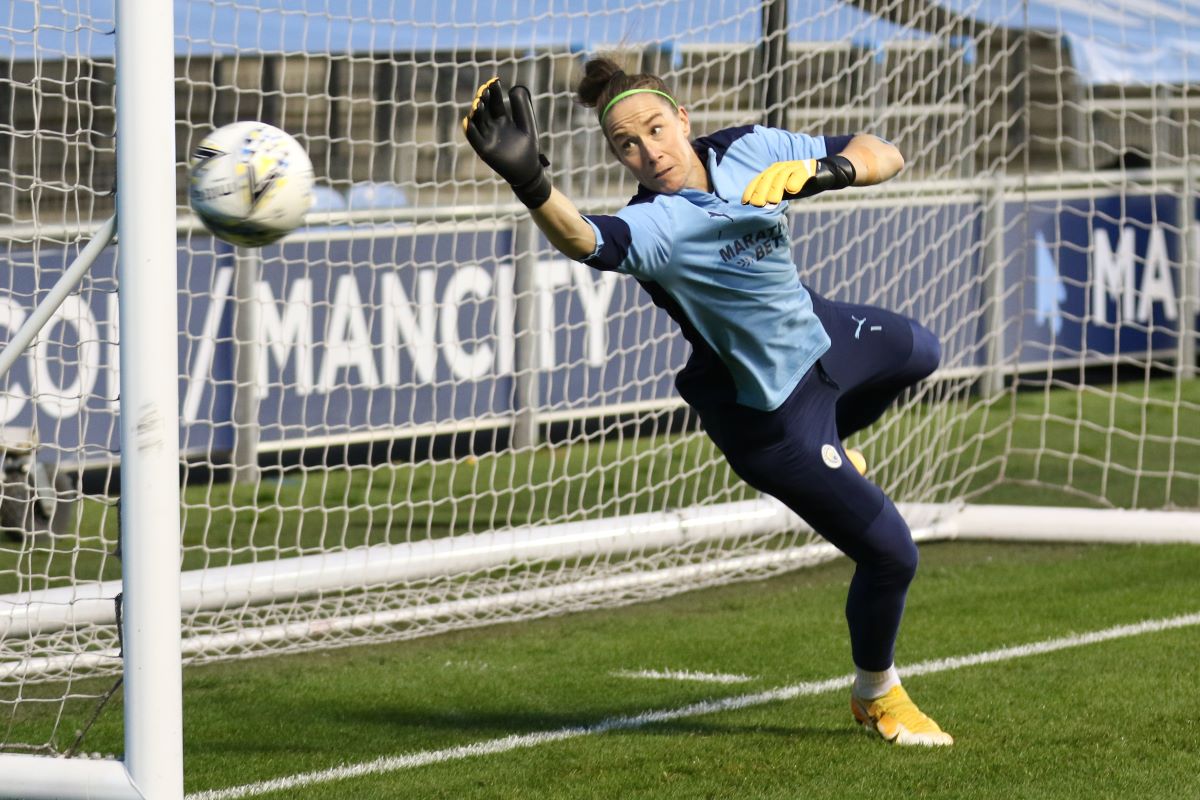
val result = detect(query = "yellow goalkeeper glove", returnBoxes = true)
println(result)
[741,160,818,207]
[741,156,857,207]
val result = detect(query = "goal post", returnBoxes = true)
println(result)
[1,1,1199,795]
[0,1,184,798]
[111,0,184,795]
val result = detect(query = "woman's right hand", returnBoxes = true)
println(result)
[462,77,552,209]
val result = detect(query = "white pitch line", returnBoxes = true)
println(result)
[611,668,758,684]
[187,610,1200,800]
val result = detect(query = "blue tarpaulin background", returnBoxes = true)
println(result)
[8,1,1199,83]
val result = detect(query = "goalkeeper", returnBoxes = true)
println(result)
[463,58,949,747]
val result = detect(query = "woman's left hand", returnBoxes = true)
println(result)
[741,160,819,206]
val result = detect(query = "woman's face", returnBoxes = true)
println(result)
[604,94,706,194]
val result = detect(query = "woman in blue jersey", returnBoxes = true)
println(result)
[463,58,950,746]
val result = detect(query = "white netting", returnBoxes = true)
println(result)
[1,0,1198,758]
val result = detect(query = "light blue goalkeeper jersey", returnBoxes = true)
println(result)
[581,125,849,411]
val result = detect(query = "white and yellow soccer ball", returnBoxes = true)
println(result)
[188,121,314,248]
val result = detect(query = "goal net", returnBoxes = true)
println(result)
[1,0,1198,773]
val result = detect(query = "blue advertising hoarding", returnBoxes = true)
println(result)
[0,191,1193,464]
[796,199,986,374]
[1004,194,1186,367]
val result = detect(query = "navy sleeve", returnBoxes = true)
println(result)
[822,134,854,156]
[580,202,673,278]
[581,214,632,272]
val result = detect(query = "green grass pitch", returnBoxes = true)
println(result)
[9,540,1200,799]
[1,378,1198,797]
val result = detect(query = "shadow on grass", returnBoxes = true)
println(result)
[616,719,861,740]
[202,696,863,751]
[302,702,645,734]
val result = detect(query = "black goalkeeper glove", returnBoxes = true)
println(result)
[741,155,857,206]
[462,77,552,210]
[799,154,857,198]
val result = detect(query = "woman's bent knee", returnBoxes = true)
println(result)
[908,321,942,380]
[858,503,919,586]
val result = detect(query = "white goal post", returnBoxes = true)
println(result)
[2,2,1200,798]
[0,1,183,798]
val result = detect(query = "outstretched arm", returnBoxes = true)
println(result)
[531,188,597,261]
[463,77,596,261]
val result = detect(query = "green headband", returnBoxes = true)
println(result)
[599,88,679,125]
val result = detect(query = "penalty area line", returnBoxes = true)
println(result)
[187,610,1200,800]
[610,668,758,684]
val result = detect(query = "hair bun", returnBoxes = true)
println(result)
[575,57,675,124]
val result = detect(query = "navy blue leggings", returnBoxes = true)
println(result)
[696,292,941,670]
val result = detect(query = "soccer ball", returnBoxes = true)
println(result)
[188,121,314,248]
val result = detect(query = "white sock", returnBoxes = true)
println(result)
[854,665,900,700]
